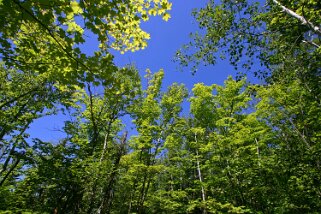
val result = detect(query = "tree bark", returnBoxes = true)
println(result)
[98,132,127,214]
[272,0,321,37]
[194,134,207,214]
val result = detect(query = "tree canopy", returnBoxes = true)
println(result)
[1,0,321,213]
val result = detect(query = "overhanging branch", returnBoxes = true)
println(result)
[12,0,92,72]
[272,0,321,37]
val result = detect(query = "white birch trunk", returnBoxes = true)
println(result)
[272,0,321,37]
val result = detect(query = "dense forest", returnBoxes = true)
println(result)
[0,0,321,213]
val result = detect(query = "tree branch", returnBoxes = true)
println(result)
[272,0,321,37]
[302,40,320,48]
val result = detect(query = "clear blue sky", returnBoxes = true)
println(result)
[113,1,237,88]
[28,1,242,142]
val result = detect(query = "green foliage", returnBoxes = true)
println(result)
[2,68,321,213]
[177,0,321,81]
[0,0,172,86]
[0,64,77,195]
[1,1,321,213]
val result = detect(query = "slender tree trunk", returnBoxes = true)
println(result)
[0,145,15,177]
[137,134,163,214]
[196,149,207,214]
[99,132,127,214]
[0,158,20,186]
[255,138,261,167]
[194,134,207,214]
[137,161,149,214]
[170,174,174,191]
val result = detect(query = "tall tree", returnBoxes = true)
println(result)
[0,1,173,212]
[255,79,321,212]
[0,64,79,190]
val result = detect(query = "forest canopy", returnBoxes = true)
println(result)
[0,0,321,213]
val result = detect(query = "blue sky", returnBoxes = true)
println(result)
[113,1,237,88]
[28,1,242,142]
